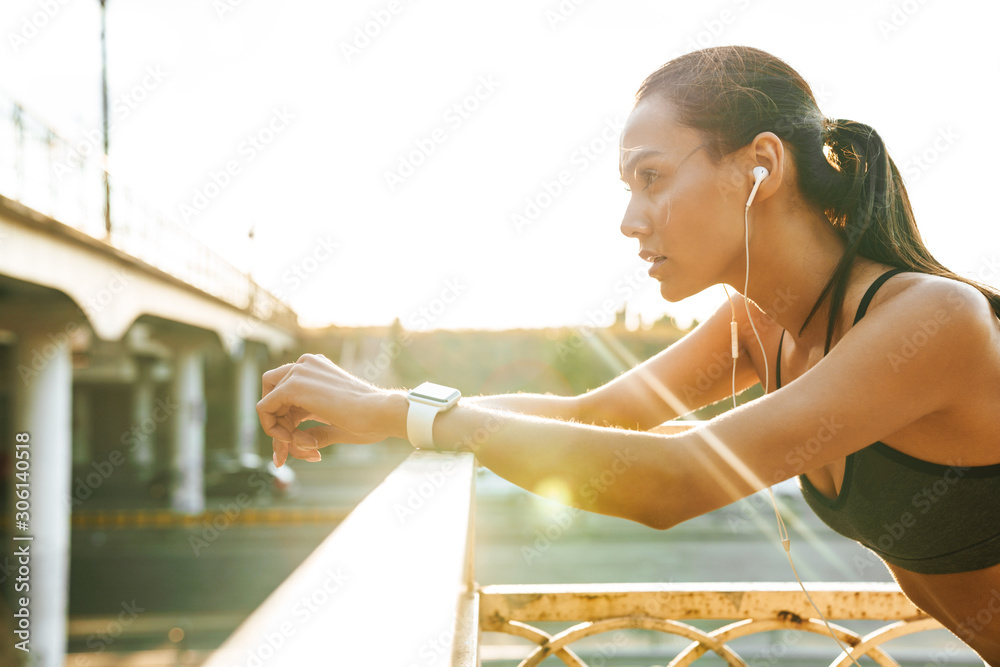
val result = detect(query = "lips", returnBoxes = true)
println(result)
[639,250,667,263]
[639,250,668,277]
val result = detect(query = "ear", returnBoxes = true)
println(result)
[744,131,784,205]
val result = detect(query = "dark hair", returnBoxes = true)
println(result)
[635,45,1000,353]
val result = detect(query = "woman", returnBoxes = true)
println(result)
[256,46,1000,663]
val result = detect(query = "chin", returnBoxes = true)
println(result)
[657,279,698,303]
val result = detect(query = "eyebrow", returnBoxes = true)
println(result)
[619,149,665,180]
[619,142,709,181]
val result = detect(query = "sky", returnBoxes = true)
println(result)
[2,0,999,331]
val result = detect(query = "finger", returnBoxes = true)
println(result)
[302,423,353,448]
[291,427,318,448]
[257,381,296,423]
[261,362,295,398]
[259,408,293,442]
[272,438,289,467]
[287,441,322,462]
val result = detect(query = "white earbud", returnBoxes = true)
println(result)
[745,166,770,209]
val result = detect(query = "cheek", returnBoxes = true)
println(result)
[647,188,715,245]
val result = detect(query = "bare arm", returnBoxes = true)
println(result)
[460,296,765,431]
[461,395,704,433]
[259,279,989,532]
[363,279,983,529]
[575,296,765,430]
[462,393,583,422]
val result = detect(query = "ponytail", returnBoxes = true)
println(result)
[801,118,1000,353]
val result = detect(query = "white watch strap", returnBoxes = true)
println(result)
[407,399,441,450]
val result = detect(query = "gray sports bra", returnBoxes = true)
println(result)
[778,268,1000,574]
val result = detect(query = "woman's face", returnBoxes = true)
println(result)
[619,95,747,301]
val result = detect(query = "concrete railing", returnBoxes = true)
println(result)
[202,450,479,667]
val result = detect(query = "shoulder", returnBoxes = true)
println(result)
[866,271,996,332]
[860,271,1000,380]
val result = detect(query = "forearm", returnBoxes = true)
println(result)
[463,392,582,421]
[463,391,656,431]
[383,392,675,528]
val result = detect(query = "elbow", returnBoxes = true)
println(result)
[633,451,688,531]
[640,470,703,530]
[642,509,680,531]
[640,492,687,531]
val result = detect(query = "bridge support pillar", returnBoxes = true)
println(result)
[71,385,91,467]
[169,347,205,514]
[234,342,259,461]
[11,314,75,667]
[130,356,157,482]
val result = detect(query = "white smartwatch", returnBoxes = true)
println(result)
[406,381,461,451]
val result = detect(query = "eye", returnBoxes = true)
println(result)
[621,169,659,193]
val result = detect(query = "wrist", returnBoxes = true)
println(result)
[383,390,410,440]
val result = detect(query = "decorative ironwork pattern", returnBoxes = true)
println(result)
[480,583,955,666]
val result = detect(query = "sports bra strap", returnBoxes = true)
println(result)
[853,267,909,325]
[776,267,909,390]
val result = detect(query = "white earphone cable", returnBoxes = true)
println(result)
[737,198,863,667]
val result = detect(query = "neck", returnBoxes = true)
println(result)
[729,201,860,351]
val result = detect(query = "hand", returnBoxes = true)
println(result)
[256,353,400,466]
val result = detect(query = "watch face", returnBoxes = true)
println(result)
[411,381,461,403]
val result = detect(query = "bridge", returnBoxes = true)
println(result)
[0,93,304,665]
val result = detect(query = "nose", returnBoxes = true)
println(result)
[619,198,650,239]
